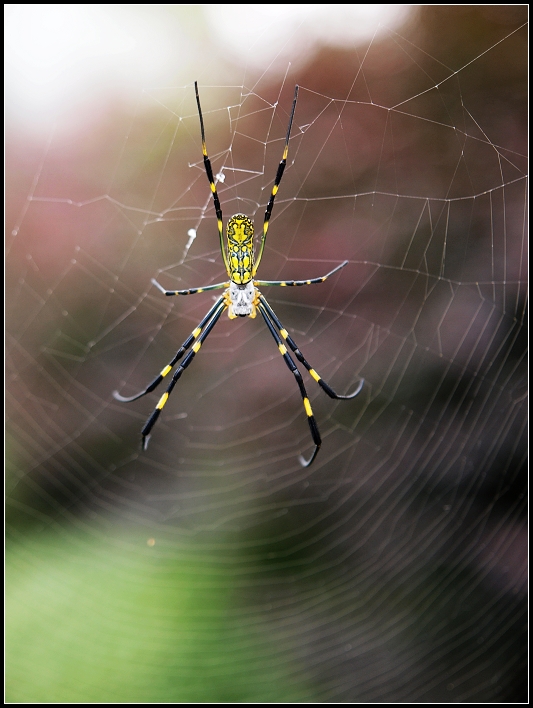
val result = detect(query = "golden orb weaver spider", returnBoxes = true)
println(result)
[113,82,363,466]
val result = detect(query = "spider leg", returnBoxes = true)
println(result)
[151,278,229,296]
[255,261,349,288]
[258,301,321,467]
[258,294,364,399]
[141,299,227,450]
[113,295,225,403]
[195,81,230,276]
[252,85,299,276]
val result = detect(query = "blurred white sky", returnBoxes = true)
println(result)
[205,5,411,65]
[5,4,411,133]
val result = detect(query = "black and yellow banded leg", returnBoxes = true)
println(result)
[259,294,364,400]
[113,295,225,404]
[151,278,229,297]
[195,81,230,276]
[253,85,299,276]
[258,302,321,467]
[255,261,348,288]
[141,300,227,449]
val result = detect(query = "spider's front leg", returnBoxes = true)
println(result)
[113,295,225,404]
[140,298,227,449]
[258,301,321,467]
[258,294,364,400]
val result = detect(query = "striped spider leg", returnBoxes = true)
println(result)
[256,273,363,467]
[113,294,228,449]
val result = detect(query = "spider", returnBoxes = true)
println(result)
[113,82,363,466]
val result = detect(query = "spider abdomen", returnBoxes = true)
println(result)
[227,214,254,285]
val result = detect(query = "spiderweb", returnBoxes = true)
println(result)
[6,8,527,702]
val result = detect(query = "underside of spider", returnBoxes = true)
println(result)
[113,82,363,466]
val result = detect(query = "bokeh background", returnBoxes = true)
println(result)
[6,5,527,702]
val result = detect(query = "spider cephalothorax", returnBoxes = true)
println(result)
[114,82,363,466]
[226,280,257,319]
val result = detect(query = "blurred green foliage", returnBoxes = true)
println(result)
[6,529,313,702]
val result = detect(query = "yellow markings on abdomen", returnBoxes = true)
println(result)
[309,369,321,383]
[161,365,172,377]
[278,343,287,356]
[280,329,289,339]
[192,327,202,338]
[156,392,169,410]
[192,341,202,353]
[227,214,255,284]
[303,397,313,417]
